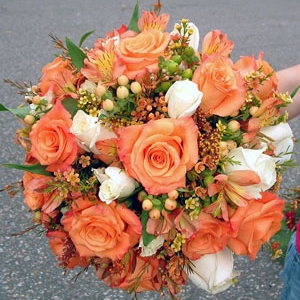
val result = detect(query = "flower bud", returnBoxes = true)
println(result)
[117,86,129,99]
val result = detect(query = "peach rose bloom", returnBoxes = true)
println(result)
[39,56,78,102]
[62,198,142,261]
[23,171,52,211]
[117,117,199,195]
[228,191,284,260]
[96,249,163,293]
[182,211,231,260]
[29,101,78,173]
[192,53,246,117]
[235,52,278,100]
[46,230,89,269]
[115,29,170,79]
[201,29,234,56]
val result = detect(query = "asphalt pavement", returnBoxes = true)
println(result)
[0,0,300,299]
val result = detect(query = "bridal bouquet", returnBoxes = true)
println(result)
[1,1,295,299]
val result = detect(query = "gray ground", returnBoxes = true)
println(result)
[0,0,300,299]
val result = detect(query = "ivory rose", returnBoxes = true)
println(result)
[115,29,170,79]
[29,101,78,172]
[259,122,294,164]
[225,147,276,199]
[192,53,246,117]
[117,117,199,195]
[228,192,284,259]
[61,198,142,261]
[189,247,239,294]
[182,212,231,260]
[93,166,137,204]
[70,110,117,153]
[165,80,203,118]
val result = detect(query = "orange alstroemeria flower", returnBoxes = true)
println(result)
[138,11,169,31]
[201,29,234,57]
[205,170,261,221]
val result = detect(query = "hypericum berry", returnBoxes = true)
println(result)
[130,81,142,94]
[167,190,179,200]
[149,208,161,219]
[249,106,259,116]
[95,84,106,97]
[138,190,147,202]
[32,95,41,105]
[142,199,153,211]
[164,198,177,211]
[102,99,114,111]
[24,114,35,125]
[171,54,182,65]
[116,86,129,99]
[181,68,193,79]
[161,81,171,92]
[228,120,240,132]
[184,46,195,57]
[117,75,129,86]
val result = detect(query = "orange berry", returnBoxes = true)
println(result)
[167,190,179,200]
[142,199,153,211]
[149,208,161,219]
[164,198,177,211]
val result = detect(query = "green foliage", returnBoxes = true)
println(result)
[128,2,140,33]
[141,210,155,246]
[0,103,30,119]
[2,162,51,176]
[66,37,86,71]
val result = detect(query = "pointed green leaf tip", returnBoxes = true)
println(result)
[2,163,52,176]
[0,103,30,119]
[141,210,156,246]
[128,2,140,33]
[66,36,86,71]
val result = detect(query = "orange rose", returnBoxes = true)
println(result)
[22,171,52,211]
[182,212,231,260]
[192,53,246,117]
[201,29,234,56]
[115,29,170,79]
[117,117,199,195]
[46,230,89,269]
[39,56,78,102]
[29,101,78,172]
[227,191,284,260]
[235,52,278,100]
[96,249,163,293]
[61,198,142,261]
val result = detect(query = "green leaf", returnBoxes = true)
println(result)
[62,97,79,117]
[128,2,140,33]
[291,85,300,99]
[141,210,156,246]
[2,163,52,176]
[0,103,30,119]
[79,30,95,47]
[66,37,86,71]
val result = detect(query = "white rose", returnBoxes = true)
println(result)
[171,22,200,51]
[225,147,276,199]
[165,80,203,118]
[95,167,137,204]
[70,110,117,153]
[189,247,240,294]
[139,235,165,257]
[260,122,294,164]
